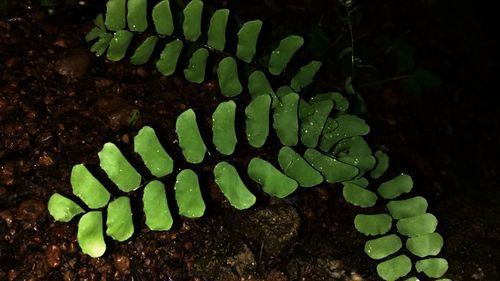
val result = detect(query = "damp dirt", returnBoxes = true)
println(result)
[1,0,499,280]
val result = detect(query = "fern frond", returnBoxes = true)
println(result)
[45,2,452,280]
[86,0,316,101]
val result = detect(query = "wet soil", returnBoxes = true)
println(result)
[1,0,499,280]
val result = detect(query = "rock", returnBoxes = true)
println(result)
[113,254,130,275]
[55,49,94,81]
[38,153,55,166]
[193,234,257,281]
[0,210,13,227]
[45,245,61,268]
[286,258,365,281]
[227,204,300,255]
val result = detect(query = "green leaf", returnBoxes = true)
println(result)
[387,196,428,219]
[236,20,263,63]
[415,258,448,278]
[107,30,134,62]
[152,0,174,36]
[245,95,271,148]
[184,48,209,83]
[304,148,359,183]
[273,92,299,146]
[105,0,125,31]
[278,146,323,187]
[212,100,237,155]
[143,181,173,231]
[176,109,207,164]
[175,169,206,218]
[70,164,110,209]
[268,35,304,75]
[365,234,402,260]
[334,137,376,176]
[207,9,230,51]
[127,0,148,32]
[217,57,242,97]
[342,182,377,208]
[156,39,183,76]
[310,92,349,114]
[318,114,370,152]
[90,33,113,57]
[370,150,389,179]
[345,177,369,188]
[297,98,315,122]
[248,158,298,198]
[300,100,333,148]
[354,214,392,236]
[130,36,158,65]
[291,61,322,91]
[406,232,443,257]
[77,211,106,258]
[48,193,84,222]
[106,196,134,242]
[94,13,105,30]
[376,255,412,281]
[377,174,413,199]
[276,85,294,99]
[317,118,337,152]
[134,126,174,177]
[333,136,372,157]
[183,0,203,41]
[98,142,141,192]
[396,213,438,237]
[247,71,277,105]
[85,27,105,43]
[213,161,256,210]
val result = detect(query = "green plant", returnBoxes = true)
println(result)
[47,0,450,280]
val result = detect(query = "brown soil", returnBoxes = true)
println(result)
[1,0,499,281]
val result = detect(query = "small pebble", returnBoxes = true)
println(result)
[46,245,61,268]
[55,49,93,80]
[113,254,130,275]
[38,153,55,166]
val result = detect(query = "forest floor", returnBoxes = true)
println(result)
[1,0,499,280]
